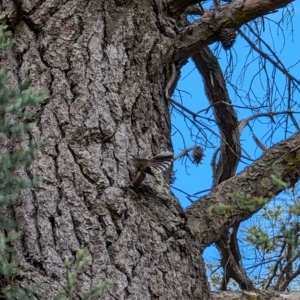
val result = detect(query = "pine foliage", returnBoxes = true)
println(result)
[0,16,45,298]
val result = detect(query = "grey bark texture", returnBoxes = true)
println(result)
[0,0,298,299]
[210,291,300,299]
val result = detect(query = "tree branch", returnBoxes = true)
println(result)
[193,47,255,290]
[210,290,300,300]
[238,111,300,133]
[193,47,240,186]
[186,130,300,247]
[238,28,300,91]
[173,0,294,60]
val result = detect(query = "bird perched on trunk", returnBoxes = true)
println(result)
[131,151,173,174]
[130,151,173,188]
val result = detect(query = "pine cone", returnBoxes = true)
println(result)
[192,146,204,166]
[219,28,236,50]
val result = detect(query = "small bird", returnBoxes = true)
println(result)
[131,151,173,174]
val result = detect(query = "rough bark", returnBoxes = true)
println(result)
[210,290,300,300]
[0,0,297,299]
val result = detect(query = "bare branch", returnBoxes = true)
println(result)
[238,29,300,91]
[280,265,300,291]
[252,133,268,152]
[238,111,300,133]
[174,145,198,160]
[274,252,300,290]
[171,186,195,203]
[170,98,199,119]
[265,243,287,289]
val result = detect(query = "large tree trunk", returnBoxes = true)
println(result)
[0,0,297,299]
